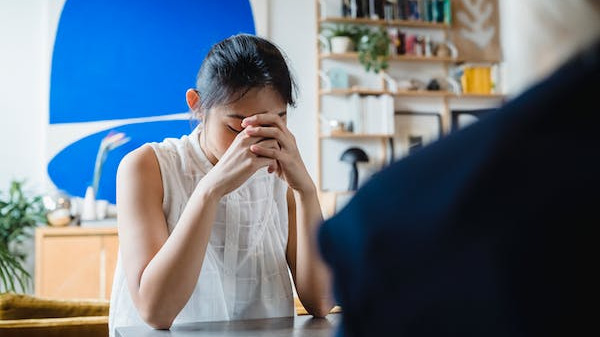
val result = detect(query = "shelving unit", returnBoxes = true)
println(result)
[321,52,461,63]
[320,88,504,98]
[319,16,450,29]
[315,1,505,216]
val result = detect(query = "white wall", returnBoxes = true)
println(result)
[267,0,318,181]
[0,0,564,194]
[0,0,50,194]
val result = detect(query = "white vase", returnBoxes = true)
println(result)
[330,36,354,54]
[81,186,97,221]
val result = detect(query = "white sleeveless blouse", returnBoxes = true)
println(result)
[108,126,294,336]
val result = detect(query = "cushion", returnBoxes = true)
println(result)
[0,293,109,320]
[0,316,108,337]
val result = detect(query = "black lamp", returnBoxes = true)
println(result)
[340,147,369,191]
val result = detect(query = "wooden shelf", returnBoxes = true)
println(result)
[320,132,393,139]
[320,88,504,99]
[448,93,506,99]
[320,88,444,96]
[319,17,449,29]
[320,88,391,96]
[321,190,356,197]
[320,52,460,63]
[392,54,460,63]
[315,2,504,196]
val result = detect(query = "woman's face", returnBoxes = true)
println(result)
[201,86,287,165]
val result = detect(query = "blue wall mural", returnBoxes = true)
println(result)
[48,0,255,204]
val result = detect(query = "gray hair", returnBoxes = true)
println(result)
[503,0,600,93]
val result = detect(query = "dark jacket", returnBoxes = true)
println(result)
[318,39,599,337]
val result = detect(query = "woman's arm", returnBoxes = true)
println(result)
[241,113,334,317]
[286,186,335,317]
[117,145,220,329]
[118,132,276,329]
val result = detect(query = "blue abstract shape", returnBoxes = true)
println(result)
[50,0,255,124]
[48,120,199,204]
[48,0,255,203]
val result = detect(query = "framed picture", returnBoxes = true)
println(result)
[450,0,501,62]
[391,111,443,161]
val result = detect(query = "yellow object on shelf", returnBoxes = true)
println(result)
[461,66,493,94]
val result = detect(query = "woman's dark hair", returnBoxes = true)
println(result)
[194,33,297,114]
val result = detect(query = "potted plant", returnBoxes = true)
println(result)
[320,23,360,54]
[0,180,47,292]
[357,26,391,73]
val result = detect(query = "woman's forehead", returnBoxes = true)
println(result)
[214,87,286,118]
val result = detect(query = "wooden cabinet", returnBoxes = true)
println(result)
[35,226,118,300]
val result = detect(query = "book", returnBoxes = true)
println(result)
[461,65,493,94]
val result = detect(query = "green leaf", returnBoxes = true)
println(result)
[0,179,45,291]
[0,244,31,292]
[356,27,391,74]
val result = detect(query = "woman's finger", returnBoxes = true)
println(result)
[242,113,287,132]
[250,143,282,160]
[252,154,276,171]
[256,138,281,150]
[246,126,291,150]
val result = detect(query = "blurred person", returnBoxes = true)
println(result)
[318,1,599,336]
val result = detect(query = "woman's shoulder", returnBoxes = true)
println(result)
[148,132,193,153]
[118,144,160,179]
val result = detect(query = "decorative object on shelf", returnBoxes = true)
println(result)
[329,119,348,135]
[393,111,443,159]
[451,0,501,61]
[42,189,72,227]
[0,180,47,292]
[81,186,97,221]
[357,26,391,73]
[92,131,130,198]
[408,135,424,154]
[397,78,425,91]
[340,147,370,191]
[320,23,360,54]
[426,78,441,91]
[319,115,351,135]
[440,76,462,94]
[331,35,354,53]
[341,0,359,19]
[459,64,494,94]
[95,200,109,220]
[328,67,350,89]
[318,70,332,90]
[434,40,458,58]
[317,34,331,54]
[80,130,129,222]
[381,71,398,93]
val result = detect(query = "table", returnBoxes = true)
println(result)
[115,313,341,337]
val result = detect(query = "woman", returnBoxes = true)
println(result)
[109,34,333,335]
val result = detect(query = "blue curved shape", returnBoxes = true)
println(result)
[47,120,199,204]
[50,0,255,124]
